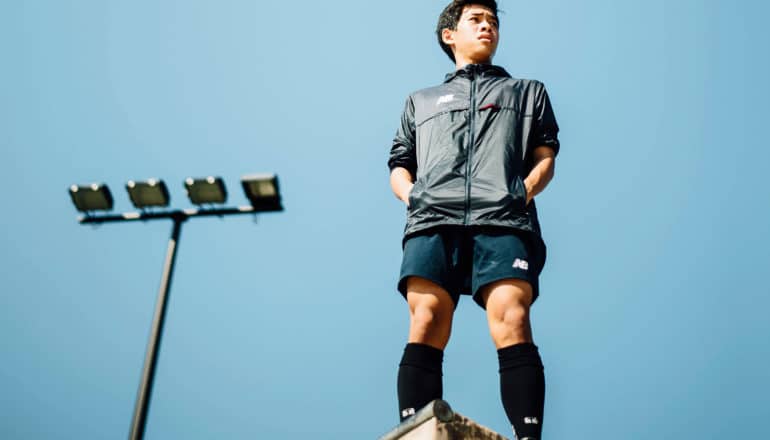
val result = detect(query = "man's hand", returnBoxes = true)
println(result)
[524,180,535,205]
[390,167,415,206]
[523,146,556,205]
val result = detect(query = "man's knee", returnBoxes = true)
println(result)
[411,304,441,331]
[408,278,453,326]
[406,277,454,346]
[488,308,532,347]
[482,279,534,346]
[491,304,530,330]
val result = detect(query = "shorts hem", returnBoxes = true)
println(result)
[472,274,539,309]
[397,274,460,306]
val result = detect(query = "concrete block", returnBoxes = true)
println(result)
[378,400,510,440]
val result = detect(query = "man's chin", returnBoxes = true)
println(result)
[472,49,495,63]
[475,43,496,55]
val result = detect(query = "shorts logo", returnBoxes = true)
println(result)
[401,408,415,418]
[513,258,529,271]
[436,94,455,105]
[524,416,539,425]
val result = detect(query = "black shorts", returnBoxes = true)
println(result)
[397,226,543,308]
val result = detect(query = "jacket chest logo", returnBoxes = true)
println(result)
[436,94,455,105]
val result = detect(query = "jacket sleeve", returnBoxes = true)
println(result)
[531,82,560,156]
[387,95,417,176]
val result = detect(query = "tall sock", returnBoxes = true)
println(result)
[498,343,545,439]
[397,343,444,421]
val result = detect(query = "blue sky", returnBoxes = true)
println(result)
[1,1,768,438]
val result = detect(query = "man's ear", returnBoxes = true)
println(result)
[441,28,455,47]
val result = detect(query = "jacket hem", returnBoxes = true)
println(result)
[402,220,542,246]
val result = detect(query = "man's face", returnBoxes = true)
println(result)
[443,5,499,64]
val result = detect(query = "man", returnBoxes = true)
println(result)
[387,1,560,439]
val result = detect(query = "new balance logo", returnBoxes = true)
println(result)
[401,408,415,418]
[524,416,539,425]
[436,94,455,105]
[512,258,529,271]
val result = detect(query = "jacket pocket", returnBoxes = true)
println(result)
[407,180,422,210]
[510,176,528,212]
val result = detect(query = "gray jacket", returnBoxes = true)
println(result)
[388,63,560,260]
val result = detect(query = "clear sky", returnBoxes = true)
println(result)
[1,1,768,439]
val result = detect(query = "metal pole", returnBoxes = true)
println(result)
[128,215,185,440]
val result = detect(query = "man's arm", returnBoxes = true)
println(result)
[524,146,556,205]
[390,167,414,206]
[524,81,560,205]
[388,95,417,206]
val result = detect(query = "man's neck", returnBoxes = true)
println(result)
[455,56,493,70]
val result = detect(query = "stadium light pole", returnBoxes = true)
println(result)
[69,175,282,440]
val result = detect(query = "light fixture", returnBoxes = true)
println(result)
[70,171,285,440]
[184,176,227,205]
[69,183,114,212]
[241,174,282,210]
[126,179,170,208]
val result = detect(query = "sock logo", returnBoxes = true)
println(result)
[524,416,539,425]
[513,258,529,271]
[401,408,415,418]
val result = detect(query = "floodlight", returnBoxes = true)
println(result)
[126,179,170,208]
[241,174,282,210]
[184,176,227,205]
[69,183,114,212]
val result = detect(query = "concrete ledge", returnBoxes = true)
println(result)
[378,400,510,440]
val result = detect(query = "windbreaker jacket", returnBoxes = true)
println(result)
[388,63,560,258]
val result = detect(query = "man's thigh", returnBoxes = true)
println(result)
[405,276,457,318]
[471,227,541,308]
[480,278,534,311]
[398,227,468,305]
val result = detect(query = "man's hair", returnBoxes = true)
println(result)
[436,0,499,62]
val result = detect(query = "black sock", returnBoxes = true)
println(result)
[498,343,545,439]
[397,343,444,421]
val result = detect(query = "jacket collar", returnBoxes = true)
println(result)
[444,63,511,83]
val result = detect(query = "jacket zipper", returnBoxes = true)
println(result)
[464,71,477,225]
